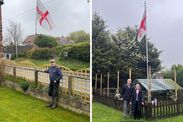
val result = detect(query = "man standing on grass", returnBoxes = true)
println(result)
[44,59,63,109]
[121,79,133,116]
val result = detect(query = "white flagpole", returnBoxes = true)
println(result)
[35,0,38,35]
[145,0,151,103]
[34,0,38,53]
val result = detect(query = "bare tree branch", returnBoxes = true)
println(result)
[3,20,23,59]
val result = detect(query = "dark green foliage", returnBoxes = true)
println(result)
[4,75,30,91]
[31,48,53,60]
[11,50,34,60]
[92,13,162,87]
[34,34,58,48]
[55,46,64,56]
[60,41,90,62]
[19,80,29,91]
[163,64,183,87]
[11,53,26,60]
[29,82,37,89]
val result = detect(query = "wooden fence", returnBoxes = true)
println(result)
[4,64,90,104]
[93,90,183,120]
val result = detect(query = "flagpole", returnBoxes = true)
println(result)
[145,0,151,103]
[35,0,38,54]
[35,0,37,36]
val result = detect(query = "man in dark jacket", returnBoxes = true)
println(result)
[121,79,132,116]
[45,59,63,109]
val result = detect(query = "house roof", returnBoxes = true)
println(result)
[56,36,74,45]
[23,35,75,45]
[134,79,182,92]
[23,35,37,44]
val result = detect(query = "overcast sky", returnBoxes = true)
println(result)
[2,0,90,38]
[93,0,183,68]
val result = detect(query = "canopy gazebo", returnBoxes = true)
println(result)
[133,79,183,100]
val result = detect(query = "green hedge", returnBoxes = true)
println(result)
[59,41,90,62]
[34,34,58,48]
[11,50,33,60]
[11,53,26,60]
[31,48,53,60]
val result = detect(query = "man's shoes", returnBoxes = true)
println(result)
[50,104,58,109]
[50,97,58,109]
[46,103,53,107]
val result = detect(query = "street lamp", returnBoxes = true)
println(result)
[0,0,3,58]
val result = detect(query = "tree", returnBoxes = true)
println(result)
[163,64,183,87]
[35,34,58,48]
[92,13,115,75]
[67,30,89,43]
[137,37,162,78]
[92,14,162,87]
[3,20,23,59]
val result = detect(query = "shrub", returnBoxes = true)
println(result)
[60,41,90,62]
[29,82,37,89]
[11,52,26,60]
[24,50,34,59]
[55,46,64,56]
[19,80,29,91]
[31,48,52,60]
[34,34,58,48]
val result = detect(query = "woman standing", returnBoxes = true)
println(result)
[130,83,144,120]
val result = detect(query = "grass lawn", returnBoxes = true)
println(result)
[0,86,89,122]
[92,102,183,122]
[158,116,183,122]
[15,58,89,71]
[93,102,136,122]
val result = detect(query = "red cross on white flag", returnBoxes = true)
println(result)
[36,0,55,31]
[137,8,146,41]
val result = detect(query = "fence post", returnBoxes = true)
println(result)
[117,71,119,94]
[100,74,103,96]
[12,67,16,88]
[68,76,74,98]
[107,73,109,97]
[174,67,177,101]
[129,69,131,79]
[95,74,97,92]
[34,69,38,86]
[145,103,152,119]
[13,67,16,78]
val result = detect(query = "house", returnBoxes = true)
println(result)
[23,35,74,46]
[23,35,37,46]
[3,45,34,59]
[56,36,74,45]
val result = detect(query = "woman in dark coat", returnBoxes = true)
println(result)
[130,83,144,119]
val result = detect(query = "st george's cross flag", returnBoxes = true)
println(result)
[36,0,55,31]
[137,8,146,41]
